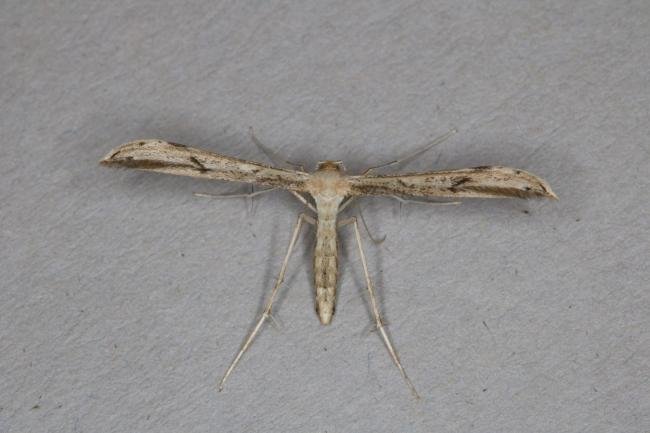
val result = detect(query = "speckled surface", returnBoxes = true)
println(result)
[1,1,648,432]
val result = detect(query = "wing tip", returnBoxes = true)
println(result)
[536,178,558,200]
[100,148,123,166]
[99,139,168,166]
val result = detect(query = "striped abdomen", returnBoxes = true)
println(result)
[313,199,341,325]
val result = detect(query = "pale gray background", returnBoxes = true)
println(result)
[1,1,648,432]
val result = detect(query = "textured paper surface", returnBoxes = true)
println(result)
[1,1,648,432]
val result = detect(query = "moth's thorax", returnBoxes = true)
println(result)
[316,160,344,171]
[306,162,350,200]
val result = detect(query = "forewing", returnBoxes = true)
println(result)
[348,166,557,199]
[101,140,310,191]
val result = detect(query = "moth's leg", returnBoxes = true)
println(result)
[361,128,457,175]
[339,198,386,244]
[193,187,278,199]
[289,191,317,213]
[247,184,255,214]
[219,212,314,391]
[338,197,355,213]
[194,186,277,214]
[387,195,461,206]
[356,204,386,245]
[338,217,420,399]
[386,195,461,220]
[249,127,306,171]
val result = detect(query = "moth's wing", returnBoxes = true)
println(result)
[347,166,557,199]
[101,140,310,191]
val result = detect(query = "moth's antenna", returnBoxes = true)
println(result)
[362,127,458,175]
[249,127,305,171]
[356,203,386,245]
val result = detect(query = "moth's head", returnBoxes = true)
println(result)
[316,160,345,172]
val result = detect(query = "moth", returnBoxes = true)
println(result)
[101,130,556,398]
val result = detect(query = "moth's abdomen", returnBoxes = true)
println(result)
[314,219,338,325]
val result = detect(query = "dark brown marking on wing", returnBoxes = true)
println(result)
[451,176,472,187]
[539,183,549,195]
[461,185,542,198]
[100,157,199,172]
[189,156,209,172]
[448,176,472,192]
[256,174,305,190]
[349,184,399,196]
